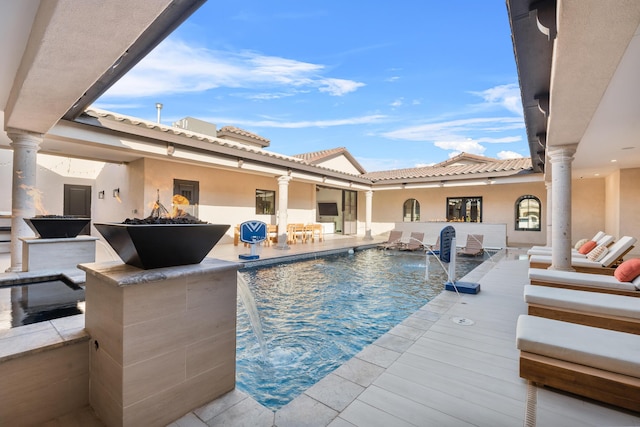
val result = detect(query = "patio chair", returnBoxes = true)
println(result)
[516,314,640,413]
[425,235,440,255]
[377,229,403,250]
[399,232,424,251]
[528,265,640,297]
[524,284,640,334]
[529,236,636,273]
[458,234,484,256]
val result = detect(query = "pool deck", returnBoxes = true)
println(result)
[2,236,640,426]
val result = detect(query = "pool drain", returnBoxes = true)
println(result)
[451,316,475,326]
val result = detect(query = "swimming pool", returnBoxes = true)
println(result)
[236,248,484,410]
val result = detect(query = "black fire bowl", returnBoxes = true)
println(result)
[24,217,91,239]
[94,223,230,270]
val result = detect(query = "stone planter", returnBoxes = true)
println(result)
[94,223,229,269]
[24,216,91,238]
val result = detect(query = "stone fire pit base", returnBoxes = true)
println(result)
[80,258,241,427]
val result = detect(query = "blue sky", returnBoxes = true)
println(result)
[95,1,527,172]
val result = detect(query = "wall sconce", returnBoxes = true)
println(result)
[98,190,105,199]
[167,143,175,156]
[237,158,244,168]
[113,188,120,198]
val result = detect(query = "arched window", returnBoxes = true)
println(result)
[515,195,541,231]
[403,199,420,222]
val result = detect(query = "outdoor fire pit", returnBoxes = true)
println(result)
[95,192,229,269]
[24,215,91,238]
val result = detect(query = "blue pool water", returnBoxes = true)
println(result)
[235,248,484,410]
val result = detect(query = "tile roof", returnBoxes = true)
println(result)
[80,110,535,185]
[217,125,270,144]
[293,147,367,174]
[83,108,305,164]
[363,155,533,182]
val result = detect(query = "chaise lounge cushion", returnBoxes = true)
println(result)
[528,267,640,291]
[614,258,640,282]
[524,284,640,320]
[516,314,640,378]
[578,240,597,254]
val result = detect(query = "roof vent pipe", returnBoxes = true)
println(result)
[156,103,163,123]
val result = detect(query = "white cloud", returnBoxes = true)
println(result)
[496,150,524,159]
[103,39,365,98]
[381,117,523,142]
[435,139,486,155]
[390,98,403,108]
[470,83,523,116]
[318,78,366,96]
[202,114,387,129]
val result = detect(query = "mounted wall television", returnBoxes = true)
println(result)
[318,202,339,216]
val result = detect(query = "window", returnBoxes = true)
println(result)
[173,179,199,217]
[515,195,541,231]
[446,197,482,222]
[403,199,420,222]
[256,189,275,215]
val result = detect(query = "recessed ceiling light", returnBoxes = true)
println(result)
[594,173,600,176]
[611,159,617,163]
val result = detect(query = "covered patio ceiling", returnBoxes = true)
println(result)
[0,0,204,143]
[508,0,640,177]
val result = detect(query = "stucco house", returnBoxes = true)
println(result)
[2,1,640,274]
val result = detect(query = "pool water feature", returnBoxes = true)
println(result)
[236,248,483,410]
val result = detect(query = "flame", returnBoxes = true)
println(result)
[19,184,48,215]
[171,194,189,218]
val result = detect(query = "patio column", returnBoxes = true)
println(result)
[545,180,552,246]
[276,175,291,249]
[7,130,42,272]
[547,145,577,271]
[364,190,373,240]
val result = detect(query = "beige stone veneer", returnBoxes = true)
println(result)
[81,258,241,427]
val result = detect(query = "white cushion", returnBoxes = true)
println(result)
[528,268,637,291]
[524,285,640,319]
[516,315,640,378]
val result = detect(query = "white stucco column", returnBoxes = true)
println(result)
[545,180,552,246]
[548,145,577,271]
[276,175,291,249]
[364,190,373,240]
[7,130,42,272]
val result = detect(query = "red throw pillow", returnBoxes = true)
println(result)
[614,258,640,282]
[578,240,597,254]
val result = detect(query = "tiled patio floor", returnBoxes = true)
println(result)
[3,238,640,426]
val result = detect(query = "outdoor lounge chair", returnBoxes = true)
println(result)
[399,232,424,251]
[526,234,615,257]
[524,284,640,334]
[377,229,403,250]
[528,231,606,255]
[528,236,637,273]
[457,234,483,256]
[528,267,640,297]
[516,314,640,412]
